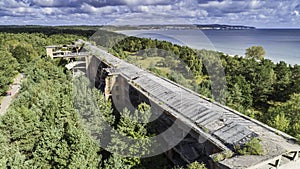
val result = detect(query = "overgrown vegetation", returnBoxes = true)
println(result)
[234,138,265,155]
[109,36,300,141]
[0,57,102,167]
[0,26,299,168]
[0,29,170,168]
[0,51,19,95]
[212,151,234,162]
[173,161,207,169]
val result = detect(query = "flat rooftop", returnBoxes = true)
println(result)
[52,52,90,58]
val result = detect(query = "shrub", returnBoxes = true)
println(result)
[234,138,264,155]
[187,161,207,169]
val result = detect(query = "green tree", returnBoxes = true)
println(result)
[9,43,38,71]
[0,50,19,95]
[226,75,253,111]
[245,46,266,60]
[267,113,290,132]
[0,58,102,168]
[251,59,276,107]
[104,154,131,169]
[266,94,300,136]
[107,103,152,168]
[168,72,191,89]
[187,161,207,169]
[271,61,292,101]
[290,65,300,94]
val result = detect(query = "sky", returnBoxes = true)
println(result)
[0,0,299,28]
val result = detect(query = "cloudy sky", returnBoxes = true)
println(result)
[0,0,299,28]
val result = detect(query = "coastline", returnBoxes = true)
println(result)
[116,29,300,65]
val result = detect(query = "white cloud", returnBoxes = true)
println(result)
[258,14,266,19]
[133,5,172,13]
[79,3,128,16]
[249,0,262,9]
[0,0,28,8]
[14,7,33,13]
[122,0,172,6]
[112,13,192,25]
[32,0,59,6]
[0,0,299,27]
[135,6,150,12]
[42,7,55,15]
[80,3,98,13]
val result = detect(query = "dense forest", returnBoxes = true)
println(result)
[0,26,299,168]
[0,28,204,168]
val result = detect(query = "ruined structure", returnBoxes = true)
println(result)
[47,40,300,169]
[46,41,84,59]
[46,41,89,73]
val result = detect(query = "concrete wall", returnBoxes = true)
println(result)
[46,48,54,59]
[86,55,106,88]
[101,71,223,168]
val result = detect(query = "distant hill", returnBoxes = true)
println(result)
[103,24,256,31]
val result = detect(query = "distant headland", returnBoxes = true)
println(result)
[0,24,256,31]
[104,24,256,31]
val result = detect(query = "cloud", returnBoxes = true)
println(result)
[248,0,263,9]
[30,0,79,7]
[294,4,300,16]
[0,0,28,8]
[80,3,100,13]
[79,3,127,15]
[42,7,59,15]
[122,0,174,6]
[0,0,298,27]
[198,0,261,15]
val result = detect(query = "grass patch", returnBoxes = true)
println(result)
[126,55,172,76]
[126,55,163,67]
[141,57,163,67]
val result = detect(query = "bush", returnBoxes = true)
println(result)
[212,151,233,162]
[234,138,264,155]
[213,153,225,162]
[187,161,207,169]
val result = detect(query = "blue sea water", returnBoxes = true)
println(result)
[117,29,300,65]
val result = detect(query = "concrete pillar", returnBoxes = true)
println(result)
[85,55,90,72]
[46,48,54,59]
[166,150,174,162]
[274,157,281,169]
[292,151,299,161]
[105,76,112,100]
[104,74,118,101]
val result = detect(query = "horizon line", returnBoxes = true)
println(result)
[0,24,299,29]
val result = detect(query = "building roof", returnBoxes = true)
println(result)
[86,42,300,168]
[46,45,61,48]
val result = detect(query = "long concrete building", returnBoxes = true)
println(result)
[47,40,300,169]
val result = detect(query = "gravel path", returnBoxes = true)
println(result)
[0,74,24,116]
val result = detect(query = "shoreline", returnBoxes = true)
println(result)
[115,29,299,66]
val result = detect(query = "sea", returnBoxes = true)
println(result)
[116,29,300,65]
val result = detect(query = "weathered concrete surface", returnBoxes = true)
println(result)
[278,156,300,169]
